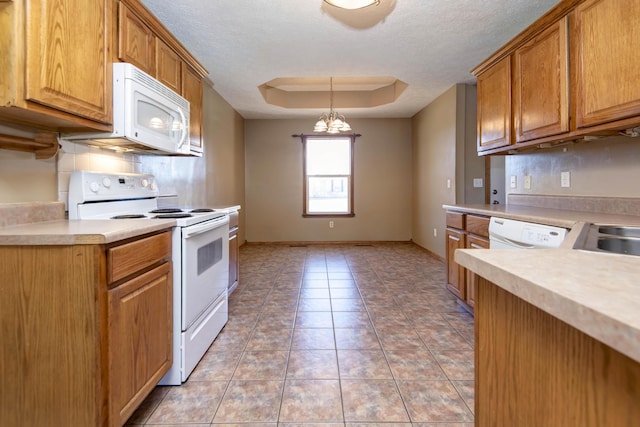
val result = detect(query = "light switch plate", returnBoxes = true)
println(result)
[510,175,517,188]
[561,171,571,188]
[524,175,532,189]
[473,178,483,188]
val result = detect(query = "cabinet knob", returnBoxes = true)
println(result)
[492,189,498,195]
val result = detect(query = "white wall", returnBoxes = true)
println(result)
[244,118,412,242]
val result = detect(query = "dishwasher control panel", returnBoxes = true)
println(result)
[489,217,567,249]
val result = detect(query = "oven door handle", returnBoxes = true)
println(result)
[182,216,229,239]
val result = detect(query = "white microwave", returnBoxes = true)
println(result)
[64,63,191,155]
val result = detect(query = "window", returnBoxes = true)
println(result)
[302,134,355,217]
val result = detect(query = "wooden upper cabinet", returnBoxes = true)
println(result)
[574,0,640,128]
[514,17,569,142]
[182,63,204,154]
[0,0,111,131]
[477,56,512,151]
[118,2,155,74]
[156,39,182,94]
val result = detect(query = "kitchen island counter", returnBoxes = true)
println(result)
[455,247,640,363]
[0,218,176,245]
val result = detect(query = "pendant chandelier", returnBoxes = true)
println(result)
[313,77,352,134]
[323,0,380,9]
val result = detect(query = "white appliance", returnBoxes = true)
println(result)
[69,170,229,385]
[489,217,567,249]
[63,63,191,155]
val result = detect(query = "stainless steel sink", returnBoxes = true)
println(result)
[597,236,640,256]
[597,226,640,238]
[579,224,640,256]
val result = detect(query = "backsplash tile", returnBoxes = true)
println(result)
[56,140,141,210]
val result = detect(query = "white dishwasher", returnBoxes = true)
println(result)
[489,217,567,249]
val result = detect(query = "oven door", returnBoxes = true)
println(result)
[181,215,229,330]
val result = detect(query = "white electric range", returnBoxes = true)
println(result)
[69,170,229,385]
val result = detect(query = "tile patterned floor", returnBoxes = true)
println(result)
[126,243,475,426]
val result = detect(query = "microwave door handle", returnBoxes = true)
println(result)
[177,108,188,151]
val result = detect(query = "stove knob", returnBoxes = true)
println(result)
[141,179,149,188]
[150,181,157,190]
[102,177,111,188]
[89,181,100,193]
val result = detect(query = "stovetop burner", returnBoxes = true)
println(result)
[191,208,214,213]
[111,214,147,219]
[150,208,184,214]
[154,213,193,219]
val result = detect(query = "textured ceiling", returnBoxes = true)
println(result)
[140,0,559,120]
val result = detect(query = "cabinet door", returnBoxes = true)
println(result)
[465,234,489,308]
[514,17,569,142]
[118,2,155,74]
[575,0,640,128]
[25,0,110,123]
[446,228,466,300]
[156,38,182,94]
[108,262,172,426]
[182,63,204,154]
[477,56,512,151]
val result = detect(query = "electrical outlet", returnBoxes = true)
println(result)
[524,175,532,189]
[329,221,334,229]
[561,171,571,188]
[473,178,483,188]
[433,228,437,237]
[510,175,517,189]
[447,179,451,189]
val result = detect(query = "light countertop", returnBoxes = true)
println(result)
[443,203,640,228]
[455,247,640,364]
[0,219,176,245]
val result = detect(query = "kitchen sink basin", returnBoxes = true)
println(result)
[579,224,640,256]
[597,226,640,238]
[597,237,640,256]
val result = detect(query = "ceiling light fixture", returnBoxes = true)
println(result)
[323,0,380,9]
[313,77,352,134]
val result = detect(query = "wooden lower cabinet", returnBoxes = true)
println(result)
[445,227,466,299]
[0,230,172,427]
[445,211,490,311]
[464,234,489,308]
[108,262,172,426]
[476,277,640,425]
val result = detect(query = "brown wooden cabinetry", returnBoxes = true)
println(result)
[182,64,204,154]
[477,57,512,152]
[574,0,640,129]
[0,0,112,135]
[118,2,156,74]
[476,277,640,425]
[445,211,489,311]
[0,230,172,427]
[117,0,208,156]
[473,0,640,155]
[514,17,569,142]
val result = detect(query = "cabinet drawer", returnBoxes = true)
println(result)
[446,211,465,230]
[108,231,172,283]
[466,215,490,238]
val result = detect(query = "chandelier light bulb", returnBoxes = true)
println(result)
[312,77,353,134]
[324,0,380,10]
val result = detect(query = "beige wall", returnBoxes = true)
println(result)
[504,135,640,198]
[412,84,481,259]
[244,118,412,242]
